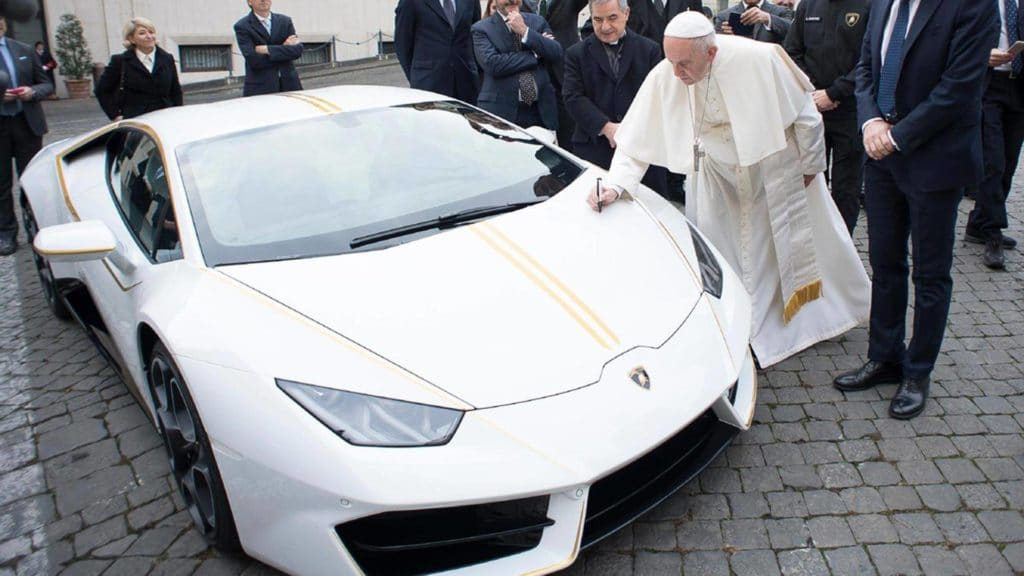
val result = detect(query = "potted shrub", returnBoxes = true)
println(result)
[54,14,92,99]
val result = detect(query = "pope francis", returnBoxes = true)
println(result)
[588,12,870,367]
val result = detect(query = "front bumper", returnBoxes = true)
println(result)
[178,297,757,576]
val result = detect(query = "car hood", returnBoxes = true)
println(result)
[219,179,706,408]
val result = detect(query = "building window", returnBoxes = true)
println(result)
[180,45,232,72]
[297,42,332,66]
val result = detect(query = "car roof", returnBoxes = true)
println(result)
[128,85,446,149]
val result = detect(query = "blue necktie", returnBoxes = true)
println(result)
[0,41,20,116]
[1006,0,1022,75]
[876,0,910,117]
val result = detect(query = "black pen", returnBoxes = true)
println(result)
[597,177,603,213]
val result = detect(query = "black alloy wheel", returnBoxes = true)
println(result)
[19,194,71,320]
[148,341,241,551]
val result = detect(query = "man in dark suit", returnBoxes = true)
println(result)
[663,0,705,22]
[716,0,794,44]
[564,0,667,197]
[395,0,480,104]
[472,0,563,130]
[965,0,1024,269]
[0,13,52,256]
[233,0,303,97]
[834,1,999,419]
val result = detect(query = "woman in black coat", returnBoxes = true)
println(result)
[96,17,183,121]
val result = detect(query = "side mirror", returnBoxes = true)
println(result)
[34,220,117,263]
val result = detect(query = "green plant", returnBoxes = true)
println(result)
[54,14,92,80]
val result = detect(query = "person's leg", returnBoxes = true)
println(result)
[903,185,962,380]
[825,115,862,234]
[0,117,18,252]
[864,161,911,365]
[967,77,1007,248]
[998,77,1024,247]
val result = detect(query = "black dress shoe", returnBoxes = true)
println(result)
[965,231,1017,250]
[984,238,1005,269]
[833,360,903,392]
[0,236,15,257]
[889,376,930,420]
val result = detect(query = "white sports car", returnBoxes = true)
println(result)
[21,86,756,576]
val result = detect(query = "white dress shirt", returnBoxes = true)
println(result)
[136,49,155,74]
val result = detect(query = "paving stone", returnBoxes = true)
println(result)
[955,544,1014,576]
[935,512,990,544]
[103,557,156,576]
[167,529,212,558]
[893,513,944,545]
[936,458,988,484]
[30,514,82,549]
[857,462,901,486]
[897,461,944,485]
[824,546,876,576]
[676,520,722,550]
[879,438,925,461]
[36,420,107,460]
[731,549,781,576]
[777,548,829,576]
[698,467,742,493]
[778,465,823,489]
[728,493,769,519]
[840,487,886,513]
[15,541,73,576]
[633,522,675,551]
[682,551,728,576]
[818,463,861,488]
[740,467,784,493]
[1002,542,1024,573]
[803,490,847,516]
[0,465,46,508]
[687,494,729,520]
[0,536,32,564]
[765,492,807,518]
[721,519,769,550]
[879,486,923,511]
[634,551,681,576]
[73,516,126,556]
[762,444,805,466]
[800,443,843,464]
[848,514,899,544]
[977,510,1024,542]
[0,494,57,539]
[149,559,201,576]
[44,439,121,487]
[764,518,809,549]
[806,516,855,548]
[975,457,1024,481]
[54,466,136,517]
[58,560,113,576]
[995,480,1024,508]
[912,545,970,576]
[915,436,959,458]
[90,535,137,558]
[126,496,175,531]
[953,435,999,458]
[867,544,922,576]
[916,484,963,511]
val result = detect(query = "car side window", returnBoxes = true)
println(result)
[107,131,182,263]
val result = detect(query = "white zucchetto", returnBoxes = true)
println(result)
[664,11,715,39]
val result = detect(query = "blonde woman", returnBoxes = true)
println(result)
[95,17,182,121]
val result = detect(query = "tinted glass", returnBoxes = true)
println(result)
[177,102,582,266]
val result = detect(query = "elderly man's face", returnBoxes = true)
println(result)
[592,1,630,44]
[743,0,760,7]
[774,0,795,8]
[494,0,522,17]
[0,18,7,39]
[665,36,717,86]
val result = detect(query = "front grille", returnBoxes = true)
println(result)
[336,495,552,576]
[582,408,738,547]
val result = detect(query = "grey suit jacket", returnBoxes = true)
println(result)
[715,1,794,45]
[0,37,53,136]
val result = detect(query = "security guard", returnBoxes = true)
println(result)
[784,0,871,234]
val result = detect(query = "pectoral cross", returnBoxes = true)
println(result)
[693,141,705,173]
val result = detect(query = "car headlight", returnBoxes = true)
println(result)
[688,223,723,299]
[277,379,464,447]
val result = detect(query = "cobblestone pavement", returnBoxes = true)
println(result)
[1,62,1023,575]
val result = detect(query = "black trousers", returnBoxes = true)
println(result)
[823,110,863,234]
[967,71,1024,240]
[0,113,42,241]
[864,159,961,380]
[515,102,544,129]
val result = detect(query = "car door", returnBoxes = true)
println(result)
[74,128,184,389]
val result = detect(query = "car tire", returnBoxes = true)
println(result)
[19,194,71,320]
[148,341,241,551]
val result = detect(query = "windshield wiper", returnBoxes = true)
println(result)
[350,200,545,249]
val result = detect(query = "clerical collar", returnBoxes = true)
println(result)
[604,30,627,47]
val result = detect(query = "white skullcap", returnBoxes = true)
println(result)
[665,11,715,39]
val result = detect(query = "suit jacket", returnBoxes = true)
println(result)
[715,1,794,44]
[395,0,480,103]
[0,38,52,136]
[95,47,183,120]
[855,0,998,191]
[665,0,706,21]
[563,32,662,144]
[472,12,563,129]
[234,11,303,96]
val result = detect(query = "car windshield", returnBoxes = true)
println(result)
[177,101,583,266]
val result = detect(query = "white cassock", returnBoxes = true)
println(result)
[606,35,870,367]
